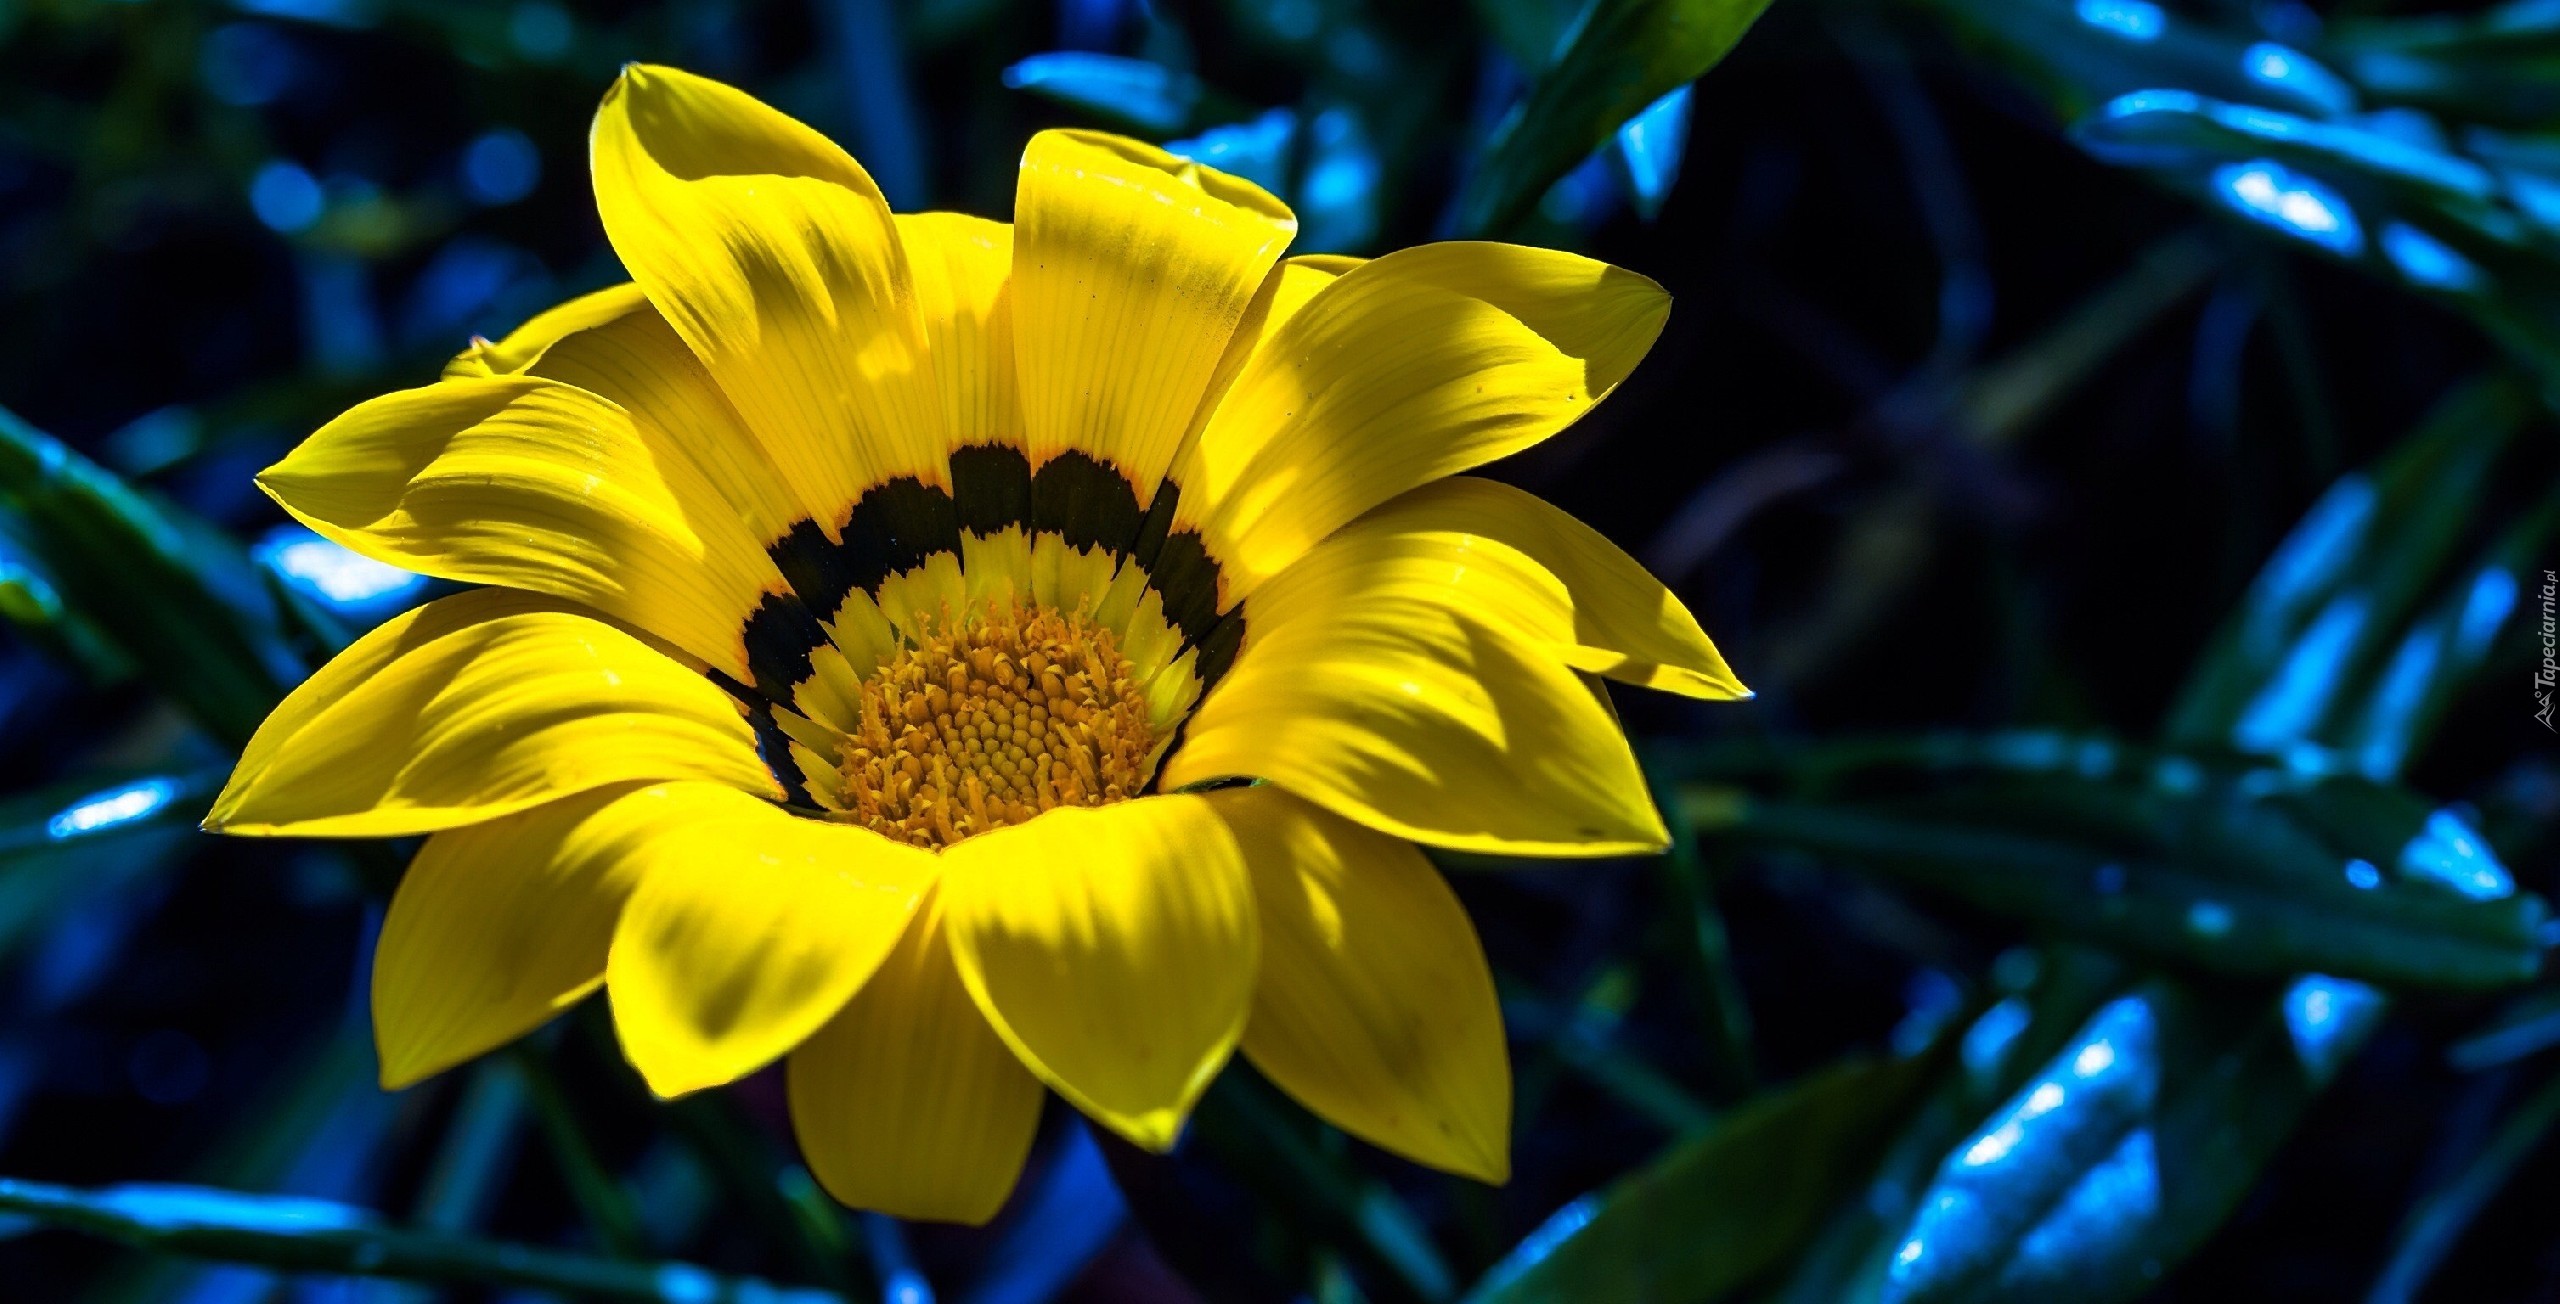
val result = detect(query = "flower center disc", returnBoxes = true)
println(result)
[839,601,1160,847]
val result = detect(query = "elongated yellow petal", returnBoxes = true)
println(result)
[261,375,794,683]
[1214,786,1510,1182]
[606,790,934,1097]
[1170,241,1669,605]
[1340,478,1748,700]
[483,287,810,551]
[1013,130,1294,504]
[899,212,1021,453]
[592,63,949,533]
[1174,257,1351,461]
[375,780,686,1089]
[206,592,776,837]
[1159,530,1667,857]
[787,893,1043,1224]
[941,796,1256,1150]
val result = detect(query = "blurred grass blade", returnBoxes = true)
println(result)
[1002,53,1204,134]
[0,1177,843,1303]
[1187,1067,1455,1303]
[2075,91,2495,203]
[1465,1051,1939,1304]
[2448,985,2560,1072]
[2337,479,2560,776]
[1878,975,2384,1304]
[1900,0,2355,119]
[1646,754,1758,1102]
[2365,1067,2560,1304]
[0,772,214,963]
[1452,0,1774,237]
[2165,372,2529,751]
[507,1042,648,1258]
[0,405,302,748]
[1692,777,2543,991]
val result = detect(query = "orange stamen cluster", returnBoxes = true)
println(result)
[839,600,1158,847]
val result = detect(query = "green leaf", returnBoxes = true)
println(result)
[1190,1067,1458,1304]
[2365,1065,2560,1303]
[1464,1051,1939,1304]
[0,405,303,748]
[1699,764,2543,991]
[1764,948,2137,1304]
[0,1175,844,1303]
[0,773,209,968]
[1876,975,2384,1304]
[1902,0,2353,121]
[2165,373,2530,752]
[1452,0,1774,237]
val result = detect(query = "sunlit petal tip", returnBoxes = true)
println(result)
[940,798,1257,1155]
[1029,127,1299,230]
[605,791,937,1100]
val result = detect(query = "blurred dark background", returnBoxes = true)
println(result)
[0,0,2557,1300]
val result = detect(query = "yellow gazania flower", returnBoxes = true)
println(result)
[204,64,1747,1223]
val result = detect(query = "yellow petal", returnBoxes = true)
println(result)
[607,790,935,1097]
[261,374,798,686]
[1012,130,1294,507]
[206,591,776,837]
[592,64,951,534]
[1214,786,1510,1182]
[374,780,687,1089]
[899,211,1021,454]
[496,287,809,552]
[1342,478,1749,700]
[941,796,1257,1150]
[1169,241,1669,605]
[1159,529,1668,857]
[787,892,1043,1224]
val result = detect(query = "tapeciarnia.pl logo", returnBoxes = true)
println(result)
[2538,568,2557,732]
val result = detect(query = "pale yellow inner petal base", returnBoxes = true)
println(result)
[834,601,1162,847]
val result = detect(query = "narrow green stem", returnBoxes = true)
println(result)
[1191,1069,1456,1304]
[0,1177,841,1303]
[1646,751,1758,1103]
[506,1043,650,1260]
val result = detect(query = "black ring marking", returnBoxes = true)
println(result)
[740,593,829,703]
[1030,449,1145,556]
[710,668,817,807]
[736,450,1251,714]
[951,443,1032,535]
[769,475,965,622]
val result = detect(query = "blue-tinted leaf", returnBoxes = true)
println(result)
[1694,756,2545,992]
[1452,0,1774,236]
[1906,0,2357,120]
[2365,1067,2560,1304]
[1764,950,2138,1304]
[1466,1052,1940,1304]
[0,406,303,747]
[2167,373,2529,751]
[2450,984,2560,1072]
[1166,108,1296,195]
[0,1175,845,1302]
[2075,92,2495,202]
[1002,52,1201,134]
[1613,85,1692,220]
[1879,977,2384,1304]
[1297,107,1384,252]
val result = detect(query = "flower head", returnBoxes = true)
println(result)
[206,64,1747,1223]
